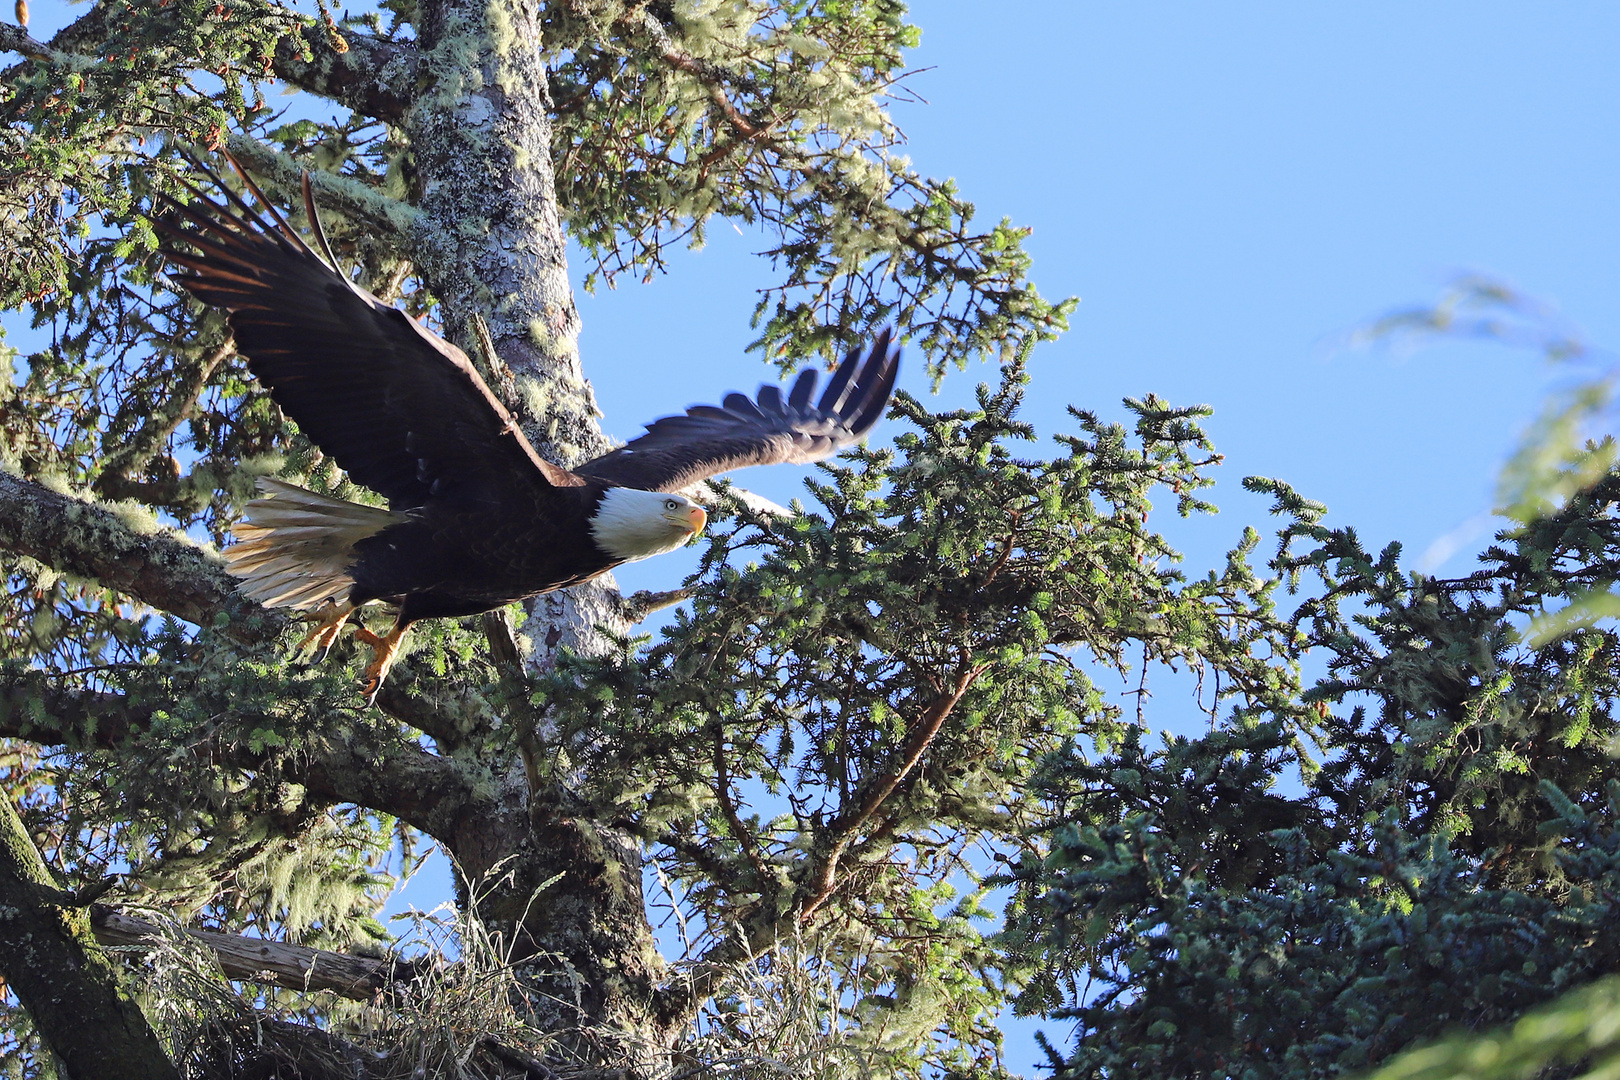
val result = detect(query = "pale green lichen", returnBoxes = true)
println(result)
[106,500,162,537]
[33,470,73,496]
[518,377,552,427]
[526,318,554,352]
[485,0,516,57]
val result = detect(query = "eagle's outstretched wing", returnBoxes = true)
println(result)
[155,160,579,511]
[576,330,900,493]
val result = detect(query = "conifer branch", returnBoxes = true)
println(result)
[266,16,416,124]
[712,732,774,893]
[0,678,485,844]
[0,471,279,643]
[2,4,413,125]
[223,131,420,252]
[796,661,988,922]
[92,339,235,506]
[637,11,763,141]
[0,0,109,63]
[657,662,988,1026]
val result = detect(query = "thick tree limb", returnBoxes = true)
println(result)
[0,474,471,748]
[224,131,420,252]
[268,20,416,125]
[0,470,280,643]
[0,19,56,62]
[91,905,422,1002]
[0,796,180,1080]
[0,678,484,843]
[3,5,414,127]
[298,727,489,841]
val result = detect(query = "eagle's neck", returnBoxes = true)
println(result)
[589,487,694,563]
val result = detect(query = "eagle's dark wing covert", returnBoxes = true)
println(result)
[576,330,900,493]
[154,160,579,510]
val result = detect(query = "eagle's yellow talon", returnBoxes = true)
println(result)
[355,622,408,706]
[297,600,355,661]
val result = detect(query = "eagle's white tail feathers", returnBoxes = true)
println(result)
[225,478,404,610]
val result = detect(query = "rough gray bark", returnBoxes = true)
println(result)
[0,470,278,645]
[269,20,416,124]
[0,794,180,1080]
[403,0,664,1054]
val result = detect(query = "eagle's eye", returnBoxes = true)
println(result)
[664,499,680,510]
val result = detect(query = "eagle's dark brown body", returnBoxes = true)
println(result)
[155,158,899,701]
[349,481,613,622]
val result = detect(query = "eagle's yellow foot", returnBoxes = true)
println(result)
[296,600,356,661]
[354,623,409,707]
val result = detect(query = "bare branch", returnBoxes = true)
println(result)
[91,905,425,1002]
[0,470,279,643]
[0,19,57,62]
[1,0,112,62]
[618,588,692,623]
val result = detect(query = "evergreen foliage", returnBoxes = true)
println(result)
[2,2,1618,1079]
[1003,300,1620,1078]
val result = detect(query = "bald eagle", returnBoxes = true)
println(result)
[156,165,899,703]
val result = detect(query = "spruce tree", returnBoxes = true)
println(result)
[4,3,1619,1079]
[2,0,1079,1074]
[1003,291,1620,1079]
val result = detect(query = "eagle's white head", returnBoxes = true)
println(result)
[590,488,708,562]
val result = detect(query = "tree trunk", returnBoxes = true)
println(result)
[406,0,665,1059]
[0,795,180,1080]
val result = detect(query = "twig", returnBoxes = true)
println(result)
[482,1038,558,1079]
[618,588,692,623]
[797,660,989,922]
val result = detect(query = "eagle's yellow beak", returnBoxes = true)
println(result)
[687,504,708,535]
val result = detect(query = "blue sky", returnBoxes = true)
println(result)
[8,2,1620,1073]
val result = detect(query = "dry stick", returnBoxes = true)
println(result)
[90,905,424,1002]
